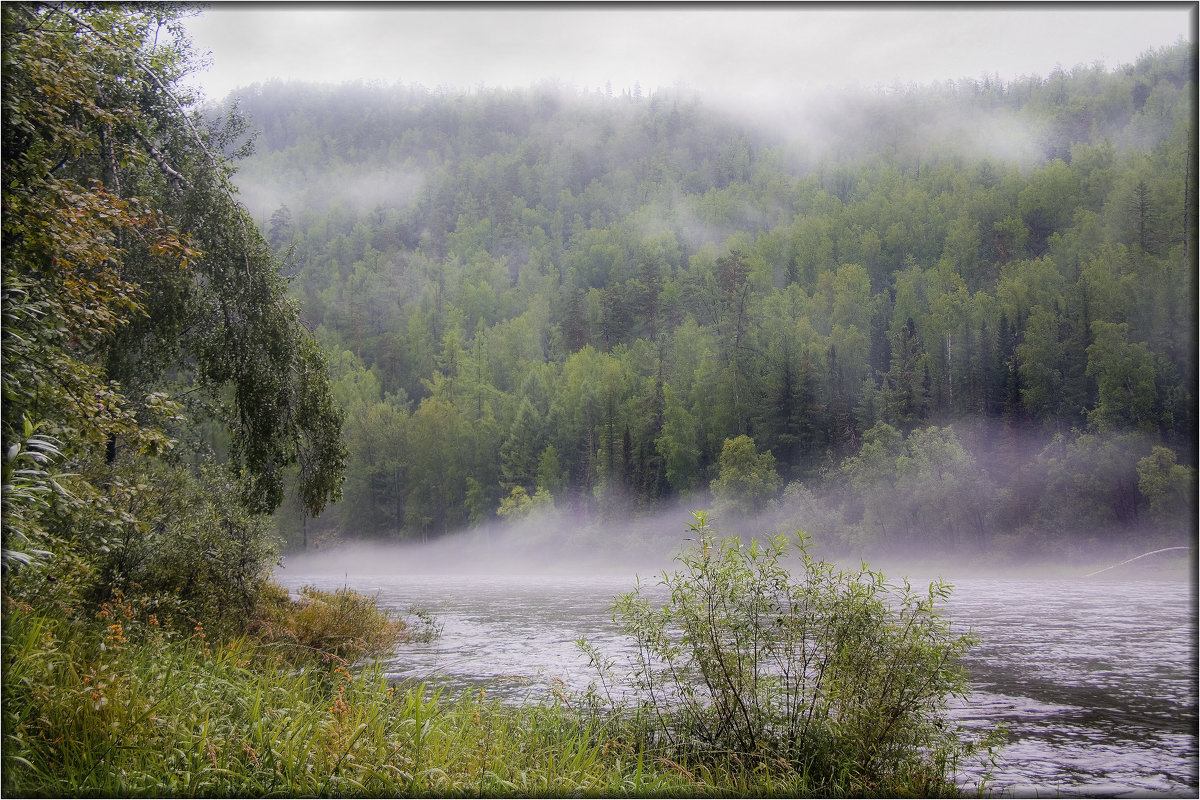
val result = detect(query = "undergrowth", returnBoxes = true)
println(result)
[1,596,706,797]
[2,519,995,797]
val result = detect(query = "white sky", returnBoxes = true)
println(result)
[181,3,1194,105]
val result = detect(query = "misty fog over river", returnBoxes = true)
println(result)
[278,552,1196,798]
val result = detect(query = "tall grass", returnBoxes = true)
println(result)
[2,599,978,797]
[3,523,994,798]
[1,598,703,797]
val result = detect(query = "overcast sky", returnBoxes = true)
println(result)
[181,3,1194,107]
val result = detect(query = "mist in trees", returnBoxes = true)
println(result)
[222,42,1195,564]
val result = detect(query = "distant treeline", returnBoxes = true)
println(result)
[216,41,1196,552]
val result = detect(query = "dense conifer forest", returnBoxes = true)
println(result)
[222,41,1196,558]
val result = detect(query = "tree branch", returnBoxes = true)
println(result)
[131,128,189,191]
[53,6,218,169]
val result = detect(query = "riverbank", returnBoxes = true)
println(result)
[2,577,982,798]
[10,565,1176,797]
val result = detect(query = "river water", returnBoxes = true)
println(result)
[277,565,1197,797]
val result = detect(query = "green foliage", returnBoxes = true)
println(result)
[1136,445,1195,524]
[3,595,928,798]
[587,513,991,794]
[89,460,281,637]
[1,596,401,798]
[1,4,345,638]
[535,443,567,498]
[892,426,993,545]
[1086,321,1158,431]
[1036,432,1151,529]
[710,435,780,514]
[2,3,345,507]
[1,416,68,569]
[496,485,554,520]
[239,41,1194,543]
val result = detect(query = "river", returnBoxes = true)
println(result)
[276,562,1196,797]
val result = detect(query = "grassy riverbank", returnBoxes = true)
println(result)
[3,581,983,798]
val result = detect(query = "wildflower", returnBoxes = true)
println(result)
[105,622,126,644]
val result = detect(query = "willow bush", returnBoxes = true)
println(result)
[583,512,992,795]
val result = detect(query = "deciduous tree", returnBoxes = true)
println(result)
[2,6,344,606]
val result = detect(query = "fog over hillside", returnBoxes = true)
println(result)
[5,8,1191,798]
[204,42,1198,571]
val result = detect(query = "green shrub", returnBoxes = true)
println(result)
[19,456,284,640]
[248,583,408,665]
[584,511,993,795]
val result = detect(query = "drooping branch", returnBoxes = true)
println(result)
[131,128,188,191]
[54,6,218,169]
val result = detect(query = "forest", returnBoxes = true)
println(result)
[0,6,1189,795]
[224,41,1196,559]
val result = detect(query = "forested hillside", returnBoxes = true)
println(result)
[222,42,1196,557]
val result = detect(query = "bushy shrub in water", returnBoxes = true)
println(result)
[583,512,988,794]
[248,583,412,665]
